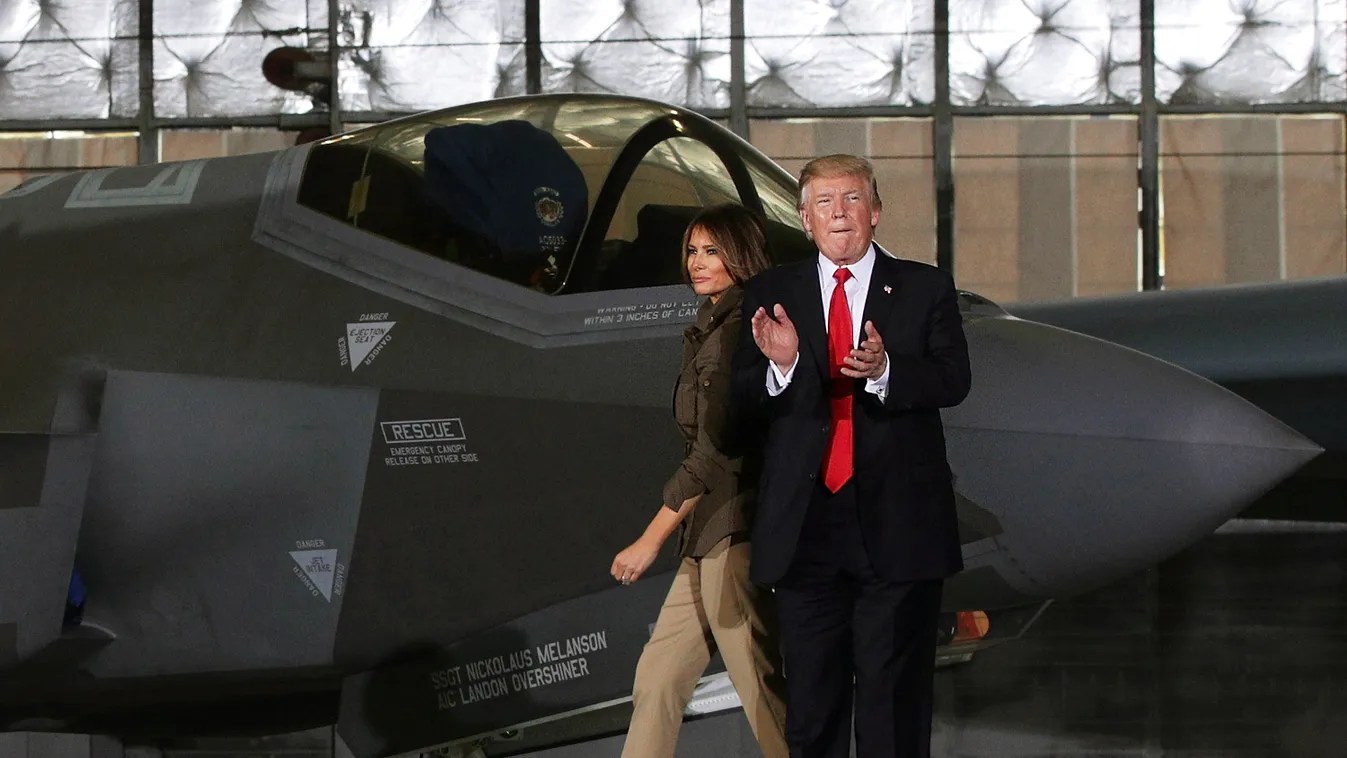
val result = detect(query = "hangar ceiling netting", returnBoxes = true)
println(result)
[0,0,1343,120]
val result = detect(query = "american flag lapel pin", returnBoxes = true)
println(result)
[883,285,892,294]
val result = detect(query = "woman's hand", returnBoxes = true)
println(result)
[611,536,663,585]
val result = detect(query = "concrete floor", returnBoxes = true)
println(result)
[510,529,1347,758]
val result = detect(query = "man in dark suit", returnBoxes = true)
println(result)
[732,154,971,758]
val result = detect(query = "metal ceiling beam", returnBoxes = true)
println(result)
[0,120,141,132]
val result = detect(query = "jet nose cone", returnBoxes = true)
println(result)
[945,316,1322,602]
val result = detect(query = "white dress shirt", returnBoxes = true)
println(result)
[767,243,891,399]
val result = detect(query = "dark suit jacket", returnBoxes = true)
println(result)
[731,250,972,585]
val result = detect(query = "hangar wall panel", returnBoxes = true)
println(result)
[746,0,935,107]
[0,132,139,194]
[750,117,937,267]
[950,0,1141,106]
[1155,0,1346,105]
[0,0,139,120]
[541,0,729,109]
[1160,114,1347,291]
[338,0,526,113]
[952,116,1141,304]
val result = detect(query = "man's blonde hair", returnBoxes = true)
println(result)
[797,154,882,210]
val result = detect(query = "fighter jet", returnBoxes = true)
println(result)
[1009,277,1346,532]
[0,93,1321,757]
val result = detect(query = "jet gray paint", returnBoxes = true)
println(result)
[0,94,1321,753]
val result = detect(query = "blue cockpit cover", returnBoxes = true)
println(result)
[64,567,87,626]
[68,568,86,607]
[423,120,589,260]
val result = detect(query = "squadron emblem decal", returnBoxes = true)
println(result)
[534,186,564,227]
[338,312,395,371]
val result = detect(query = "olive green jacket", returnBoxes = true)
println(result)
[662,285,754,557]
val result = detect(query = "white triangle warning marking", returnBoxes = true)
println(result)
[346,321,394,372]
[291,549,337,601]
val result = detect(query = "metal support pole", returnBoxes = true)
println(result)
[1140,0,1161,290]
[933,0,954,273]
[525,0,542,94]
[729,0,748,139]
[137,0,156,164]
[328,0,341,135]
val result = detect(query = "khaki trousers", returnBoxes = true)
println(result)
[621,536,789,758]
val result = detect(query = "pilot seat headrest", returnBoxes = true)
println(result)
[422,120,589,265]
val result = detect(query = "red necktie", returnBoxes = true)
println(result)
[823,267,853,492]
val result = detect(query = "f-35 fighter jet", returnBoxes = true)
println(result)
[0,94,1320,757]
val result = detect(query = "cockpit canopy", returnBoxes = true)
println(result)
[296,95,813,295]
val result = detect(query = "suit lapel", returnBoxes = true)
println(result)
[860,250,898,338]
[794,263,829,379]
